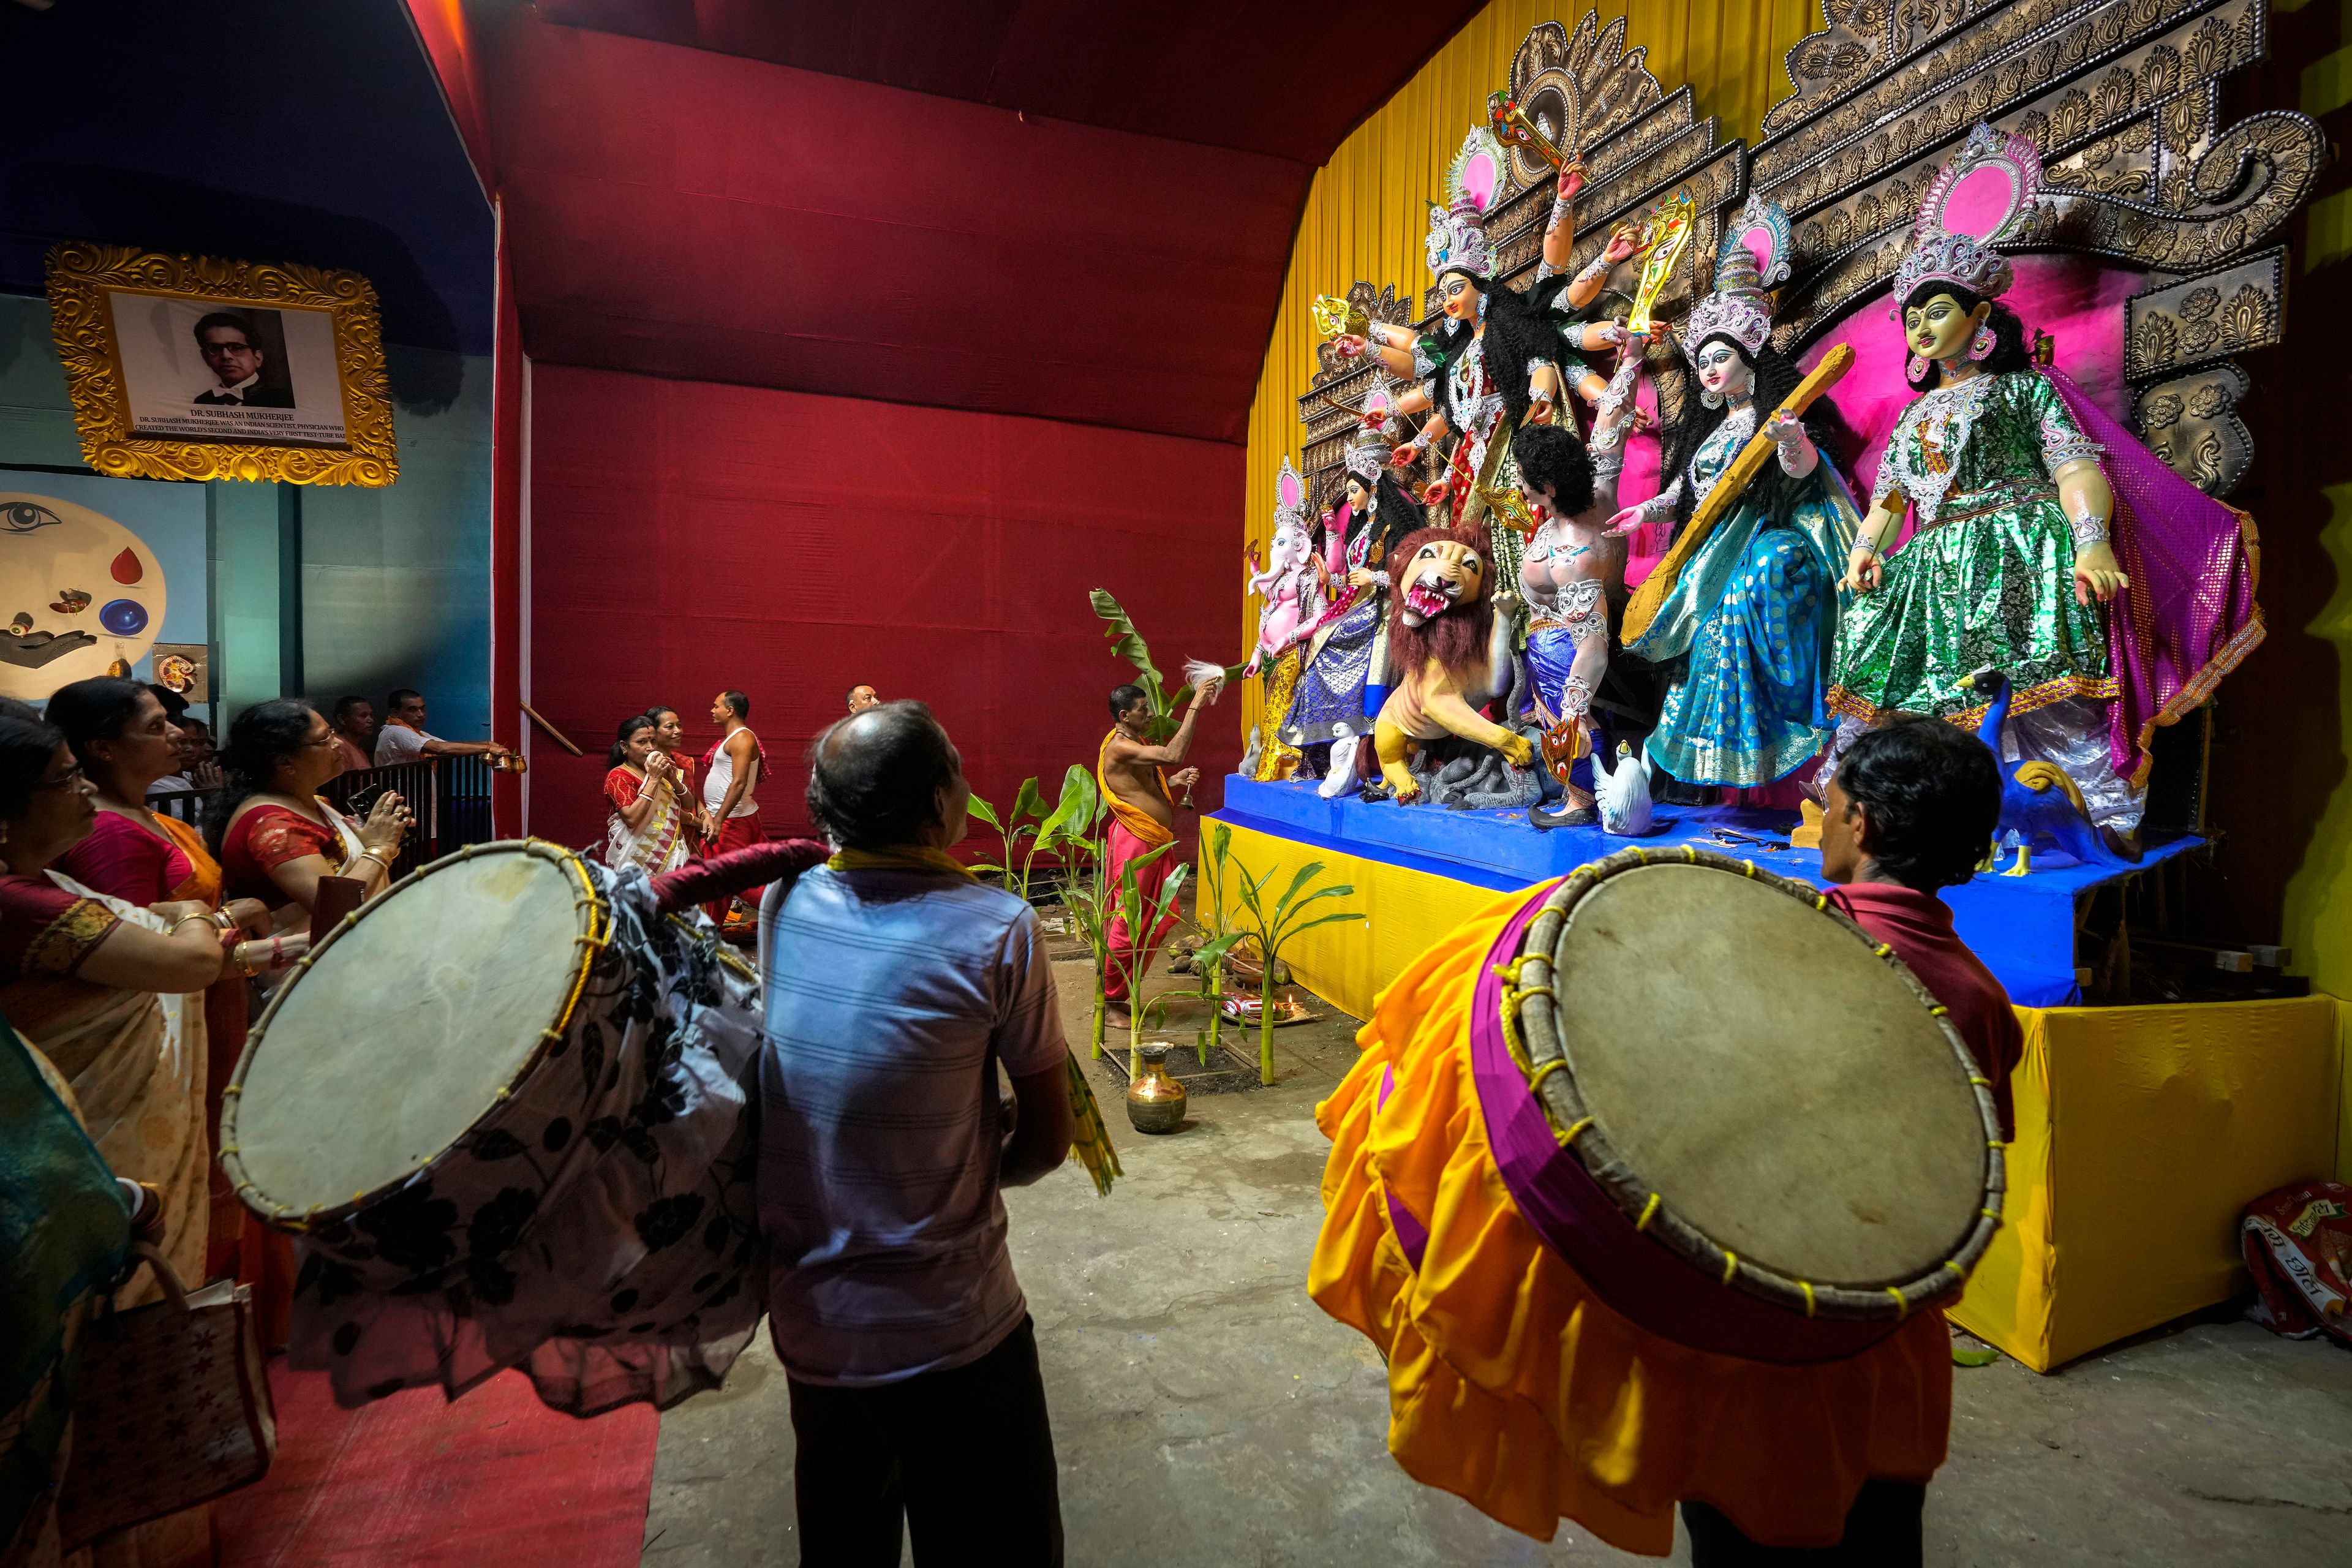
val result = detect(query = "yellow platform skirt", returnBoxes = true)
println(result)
[1307,883,1954,1555]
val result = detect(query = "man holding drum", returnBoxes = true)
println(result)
[1819,714,2024,1140]
[1311,711,2022,1562]
[1668,715,2024,1560]
[758,701,1073,1567]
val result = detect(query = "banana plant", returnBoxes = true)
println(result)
[973,766,1100,904]
[1223,854,1359,1086]
[1104,839,1193,1079]
[1191,822,1242,1063]
[1090,589,1243,744]
[1184,930,1250,1065]
[1057,845,1114,1061]
[968,775,1047,899]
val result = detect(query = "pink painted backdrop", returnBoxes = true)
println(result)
[1613,255,2144,574]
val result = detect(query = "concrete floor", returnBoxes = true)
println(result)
[642,960,2352,1566]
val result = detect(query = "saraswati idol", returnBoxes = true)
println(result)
[1828,125,2264,835]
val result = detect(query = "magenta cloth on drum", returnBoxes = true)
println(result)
[2040,369,2263,782]
[1466,884,1894,1365]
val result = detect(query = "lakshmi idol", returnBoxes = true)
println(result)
[1281,419,1426,797]
[1828,126,2263,835]
[1606,198,1861,790]
[1337,129,1637,589]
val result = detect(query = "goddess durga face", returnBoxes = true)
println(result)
[1903,290,1990,366]
[1439,271,1481,325]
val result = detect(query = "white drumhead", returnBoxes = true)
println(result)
[233,846,590,1211]
[1550,863,1987,1287]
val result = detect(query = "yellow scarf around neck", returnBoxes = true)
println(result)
[827,845,975,879]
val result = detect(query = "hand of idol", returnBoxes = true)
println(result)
[1844,544,1885,594]
[1333,333,1368,361]
[2073,543,2130,605]
[1600,502,1646,539]
[1557,159,1586,205]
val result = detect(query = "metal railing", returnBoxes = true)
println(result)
[145,754,500,872]
[323,754,499,868]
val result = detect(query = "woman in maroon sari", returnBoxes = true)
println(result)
[209,699,411,920]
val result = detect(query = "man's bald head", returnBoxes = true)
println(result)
[806,700,962,849]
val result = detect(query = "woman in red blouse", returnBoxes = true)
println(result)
[209,699,412,919]
[604,713,695,874]
[644,704,708,845]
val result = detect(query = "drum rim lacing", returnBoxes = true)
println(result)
[219,838,611,1234]
[1498,845,2008,1324]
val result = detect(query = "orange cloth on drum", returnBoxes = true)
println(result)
[1096,729,1173,848]
[1306,883,1954,1556]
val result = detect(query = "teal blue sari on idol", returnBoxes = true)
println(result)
[1623,416,1859,788]
[1,1016,132,1566]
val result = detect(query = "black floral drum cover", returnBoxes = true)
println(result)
[223,841,767,1413]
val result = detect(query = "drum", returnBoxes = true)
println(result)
[1496,846,2003,1359]
[221,839,767,1411]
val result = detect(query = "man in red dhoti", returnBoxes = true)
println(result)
[699,690,766,928]
[1095,677,1219,1012]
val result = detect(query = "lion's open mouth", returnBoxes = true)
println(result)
[1402,575,1458,622]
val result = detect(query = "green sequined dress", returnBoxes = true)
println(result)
[1829,370,2114,728]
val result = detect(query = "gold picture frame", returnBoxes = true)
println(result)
[44,241,399,487]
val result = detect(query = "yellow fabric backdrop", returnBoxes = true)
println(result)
[1239,0,1820,734]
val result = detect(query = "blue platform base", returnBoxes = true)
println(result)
[1215,774,2201,1008]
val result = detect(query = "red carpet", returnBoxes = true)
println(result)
[216,1363,658,1567]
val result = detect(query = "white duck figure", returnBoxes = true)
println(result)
[1594,741,1654,837]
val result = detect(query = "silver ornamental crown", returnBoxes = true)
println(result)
[1425,194,1494,279]
[1891,227,2015,306]
[1344,436,1387,484]
[1681,243,1773,362]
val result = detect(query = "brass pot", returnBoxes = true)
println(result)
[1125,1042,1189,1134]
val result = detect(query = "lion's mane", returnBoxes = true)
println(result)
[1385,525,1495,685]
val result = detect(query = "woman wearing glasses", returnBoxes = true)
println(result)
[213,698,412,921]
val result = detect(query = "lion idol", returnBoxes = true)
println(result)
[1367,525,1534,803]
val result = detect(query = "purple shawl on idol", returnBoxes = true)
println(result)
[2043,370,2263,785]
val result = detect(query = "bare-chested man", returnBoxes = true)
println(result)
[1096,676,1221,1009]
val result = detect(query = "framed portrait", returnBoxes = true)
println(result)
[44,242,399,486]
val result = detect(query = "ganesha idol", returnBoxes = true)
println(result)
[1243,458,1317,781]
[1824,125,2263,843]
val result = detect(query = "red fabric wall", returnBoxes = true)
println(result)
[486,19,1306,442]
[526,363,1242,851]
